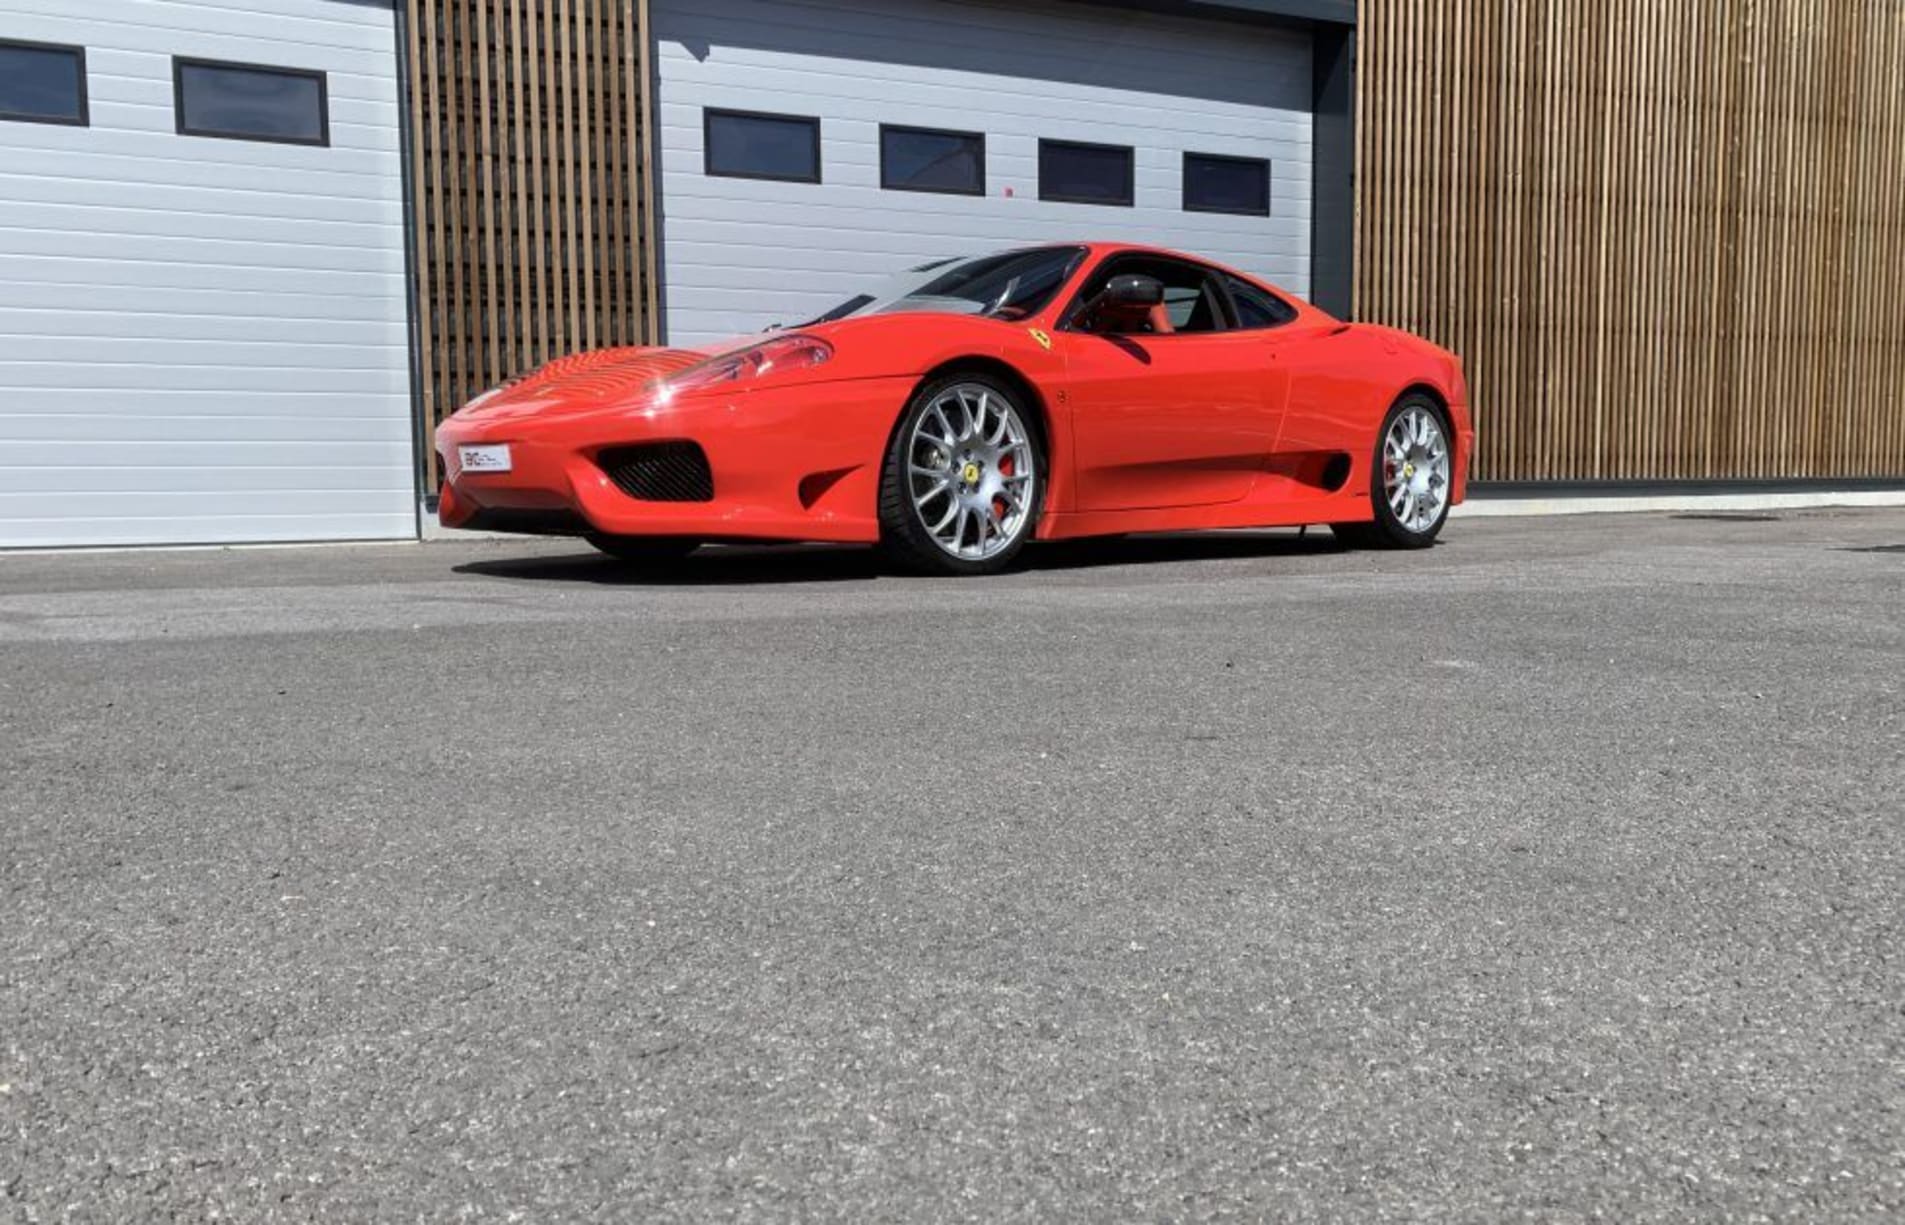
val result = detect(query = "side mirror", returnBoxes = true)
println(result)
[1084,274,1166,331]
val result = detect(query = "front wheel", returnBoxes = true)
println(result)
[1331,394,1453,549]
[878,373,1044,575]
[586,533,699,565]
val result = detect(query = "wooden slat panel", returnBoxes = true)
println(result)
[1355,0,1905,482]
[405,1,655,488]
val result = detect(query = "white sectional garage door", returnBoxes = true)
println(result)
[0,0,414,547]
[651,0,1313,346]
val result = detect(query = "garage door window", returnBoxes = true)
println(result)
[0,39,87,126]
[1184,153,1270,216]
[705,109,821,183]
[881,125,984,196]
[1039,140,1133,207]
[175,58,328,146]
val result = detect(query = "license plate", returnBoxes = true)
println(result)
[457,444,512,474]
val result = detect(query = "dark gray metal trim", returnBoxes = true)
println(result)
[1308,24,1356,317]
[1084,0,1354,30]
[1472,478,1905,497]
[391,0,428,527]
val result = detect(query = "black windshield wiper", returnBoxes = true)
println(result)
[790,294,874,329]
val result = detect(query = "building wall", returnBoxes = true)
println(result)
[401,1,1905,491]
[1355,0,1905,483]
[404,0,656,489]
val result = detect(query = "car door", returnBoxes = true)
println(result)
[1217,273,1362,470]
[1056,256,1287,512]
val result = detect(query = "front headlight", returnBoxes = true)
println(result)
[659,334,833,400]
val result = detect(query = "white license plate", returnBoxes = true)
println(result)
[457,444,512,474]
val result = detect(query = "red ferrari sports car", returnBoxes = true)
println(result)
[436,243,1471,575]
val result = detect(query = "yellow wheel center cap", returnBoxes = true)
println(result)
[962,462,982,485]
[1402,462,1416,479]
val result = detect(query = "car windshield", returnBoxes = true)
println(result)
[796,246,1087,326]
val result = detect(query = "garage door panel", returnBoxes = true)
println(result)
[0,437,408,471]
[0,306,407,347]
[663,192,1314,243]
[0,465,411,499]
[0,286,400,325]
[2,338,406,372]
[4,0,400,61]
[662,217,1312,278]
[8,387,412,414]
[654,0,1313,344]
[2,118,397,182]
[0,410,412,445]
[4,256,403,300]
[0,510,415,549]
[659,0,1304,100]
[0,202,406,254]
[0,221,404,275]
[0,171,404,228]
[0,360,410,395]
[658,84,1310,145]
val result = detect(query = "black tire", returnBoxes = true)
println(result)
[586,533,699,564]
[878,372,1046,576]
[1330,393,1454,550]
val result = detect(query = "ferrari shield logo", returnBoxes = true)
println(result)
[1028,328,1052,351]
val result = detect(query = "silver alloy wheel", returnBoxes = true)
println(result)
[907,382,1037,561]
[1382,406,1452,534]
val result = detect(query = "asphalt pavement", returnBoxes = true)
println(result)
[3,510,1902,1221]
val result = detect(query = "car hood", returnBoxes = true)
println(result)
[449,310,993,423]
[451,345,712,422]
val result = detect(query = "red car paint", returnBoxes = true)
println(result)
[435,242,1472,544]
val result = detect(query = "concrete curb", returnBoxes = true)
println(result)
[1454,490,1905,518]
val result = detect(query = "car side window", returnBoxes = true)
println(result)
[1161,285,1205,330]
[1070,257,1230,335]
[1224,275,1299,329]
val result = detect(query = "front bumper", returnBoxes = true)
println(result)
[434,376,917,542]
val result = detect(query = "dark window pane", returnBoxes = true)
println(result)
[881,126,983,195]
[0,41,86,125]
[705,110,819,182]
[1038,140,1133,207]
[1184,153,1270,216]
[177,60,326,144]
[1162,285,1204,330]
[1224,275,1297,329]
[883,126,990,195]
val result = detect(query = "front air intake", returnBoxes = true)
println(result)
[597,442,715,502]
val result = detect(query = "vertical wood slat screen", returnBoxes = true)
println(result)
[1355,1,1905,483]
[406,0,655,488]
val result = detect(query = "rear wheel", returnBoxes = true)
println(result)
[879,373,1044,576]
[1331,394,1453,549]
[586,533,699,565]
